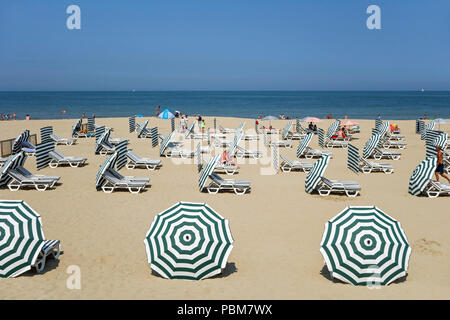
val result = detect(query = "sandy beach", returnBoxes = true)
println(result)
[0,116,449,299]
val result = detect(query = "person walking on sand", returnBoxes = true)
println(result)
[156,105,160,117]
[435,146,450,183]
[201,119,206,134]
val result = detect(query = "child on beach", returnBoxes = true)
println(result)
[201,120,205,133]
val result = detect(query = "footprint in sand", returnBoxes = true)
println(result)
[412,238,442,256]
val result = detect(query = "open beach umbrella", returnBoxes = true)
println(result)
[347,144,359,174]
[425,131,447,158]
[301,117,321,123]
[0,200,46,278]
[305,155,330,193]
[262,115,277,126]
[158,109,175,119]
[320,206,411,286]
[159,131,174,156]
[296,132,313,158]
[144,201,234,280]
[421,120,436,140]
[326,120,341,140]
[199,155,220,192]
[433,118,448,131]
[340,120,359,127]
[12,130,30,155]
[362,133,382,159]
[95,153,116,190]
[408,157,437,195]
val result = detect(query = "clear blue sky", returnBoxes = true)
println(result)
[0,0,449,91]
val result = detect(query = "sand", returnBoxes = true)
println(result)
[0,116,449,299]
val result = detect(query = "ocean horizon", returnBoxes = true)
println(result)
[0,90,449,120]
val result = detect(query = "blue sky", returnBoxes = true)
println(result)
[0,0,449,90]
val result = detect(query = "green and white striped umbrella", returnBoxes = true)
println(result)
[0,200,46,278]
[40,126,53,142]
[281,120,293,140]
[114,140,128,171]
[95,153,116,190]
[87,117,95,132]
[362,133,382,159]
[305,155,330,193]
[227,131,242,158]
[326,120,341,140]
[95,125,105,142]
[375,121,389,136]
[137,120,149,138]
[12,130,30,155]
[185,122,195,139]
[317,128,325,148]
[425,130,447,158]
[36,140,55,170]
[129,116,135,133]
[297,132,313,158]
[0,152,27,187]
[95,129,109,154]
[199,155,220,192]
[144,201,234,280]
[408,157,437,195]
[347,144,359,174]
[151,127,159,147]
[421,120,436,140]
[375,119,382,131]
[320,206,411,286]
[159,131,174,156]
[416,120,424,134]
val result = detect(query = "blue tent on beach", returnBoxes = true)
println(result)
[158,109,175,119]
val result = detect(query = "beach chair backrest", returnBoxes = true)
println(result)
[362,133,382,159]
[297,133,313,158]
[408,157,437,195]
[280,154,293,166]
[305,155,330,193]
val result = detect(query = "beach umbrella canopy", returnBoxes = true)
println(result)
[0,200,46,278]
[144,201,234,280]
[0,152,27,187]
[95,153,116,190]
[320,206,411,286]
[425,131,447,158]
[301,117,321,123]
[421,120,436,140]
[305,155,330,193]
[12,130,30,155]
[198,155,220,192]
[158,109,175,119]
[296,132,313,158]
[282,120,293,140]
[347,144,359,174]
[362,133,382,159]
[408,157,437,195]
[341,120,359,127]
[326,120,341,140]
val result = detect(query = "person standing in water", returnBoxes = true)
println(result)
[435,146,450,183]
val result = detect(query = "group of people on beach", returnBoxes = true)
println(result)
[1,113,16,120]
[177,114,206,133]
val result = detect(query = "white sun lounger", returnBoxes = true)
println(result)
[48,150,87,168]
[98,141,116,156]
[234,145,263,159]
[359,157,394,174]
[380,138,407,149]
[270,139,293,148]
[373,148,401,160]
[301,146,333,159]
[159,134,184,147]
[126,151,162,170]
[218,125,236,134]
[6,168,59,191]
[101,169,149,194]
[206,173,251,195]
[317,177,361,197]
[213,137,232,147]
[33,240,61,273]
[50,134,77,146]
[386,132,405,141]
[280,154,313,172]
[285,131,306,140]
[165,146,196,158]
[243,134,260,141]
[325,139,349,148]
[207,158,238,175]
[424,180,450,198]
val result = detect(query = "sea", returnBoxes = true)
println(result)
[0,91,449,120]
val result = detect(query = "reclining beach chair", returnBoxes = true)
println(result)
[98,140,116,156]
[33,240,61,273]
[101,168,149,194]
[243,133,260,141]
[126,151,162,170]
[206,172,251,195]
[359,157,394,174]
[48,150,87,168]
[372,148,401,160]
[303,146,332,159]
[0,157,7,168]
[7,168,60,191]
[164,146,196,158]
[325,139,349,148]
[423,180,450,198]
[280,154,313,172]
[218,125,236,134]
[234,145,263,159]
[213,137,232,148]
[204,158,238,175]
[385,131,405,141]
[380,137,407,149]
[50,134,77,146]
[159,134,184,147]
[317,177,361,197]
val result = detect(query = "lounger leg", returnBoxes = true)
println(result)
[35,257,46,273]
[128,187,142,194]
[207,186,220,194]
[102,185,114,193]
[8,181,20,192]
[126,162,135,170]
[51,244,61,260]
[234,188,248,195]
[49,161,58,168]
[35,184,48,191]
[345,190,359,197]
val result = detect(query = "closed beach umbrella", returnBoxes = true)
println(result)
[341,120,359,127]
[12,130,30,155]
[320,206,411,286]
[408,157,437,195]
[95,153,116,190]
[199,155,220,192]
[262,115,277,126]
[158,109,175,119]
[144,201,234,280]
[347,144,359,174]
[305,155,330,193]
[0,200,46,278]
[296,132,313,158]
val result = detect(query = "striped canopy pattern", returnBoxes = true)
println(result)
[281,120,293,140]
[296,118,300,133]
[12,130,30,155]
[171,118,175,132]
[297,133,313,158]
[326,120,341,140]
[144,201,234,280]
[114,140,128,171]
[318,128,325,148]
[408,157,437,195]
[87,117,95,132]
[95,129,109,154]
[40,126,53,142]
[96,153,116,189]
[425,131,447,158]
[272,145,278,173]
[159,131,174,156]
[375,119,382,131]
[0,152,27,187]
[129,116,135,133]
[196,143,202,173]
[376,121,389,136]
[421,120,436,140]
[320,206,411,286]
[305,155,330,193]
[416,120,424,134]
[362,133,382,159]
[347,144,359,174]
[71,119,82,137]
[36,140,55,170]
[198,155,220,191]
[185,122,195,139]
[137,120,149,138]
[151,127,159,147]
[95,126,106,142]
[0,200,46,278]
